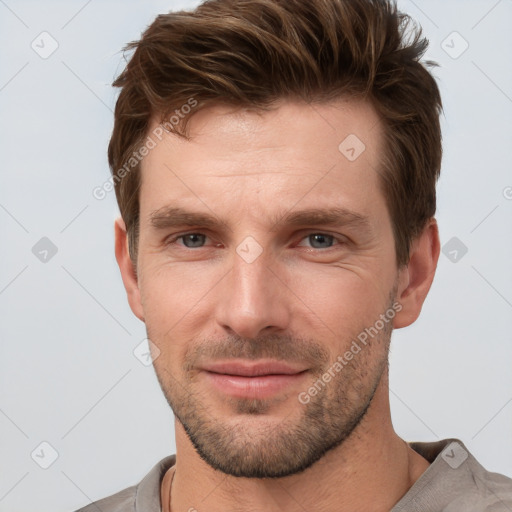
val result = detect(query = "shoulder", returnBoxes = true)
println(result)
[71,455,176,512]
[454,461,512,511]
[73,485,136,512]
[394,439,512,511]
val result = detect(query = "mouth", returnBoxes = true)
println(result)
[200,360,309,399]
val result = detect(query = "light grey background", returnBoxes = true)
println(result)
[0,1,511,511]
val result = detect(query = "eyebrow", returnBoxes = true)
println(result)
[273,208,372,232]
[149,207,222,230]
[149,206,372,234]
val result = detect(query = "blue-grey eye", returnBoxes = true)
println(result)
[308,234,335,248]
[181,234,206,247]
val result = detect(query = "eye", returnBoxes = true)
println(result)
[178,233,207,248]
[298,233,337,249]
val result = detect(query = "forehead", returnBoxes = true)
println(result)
[139,98,386,225]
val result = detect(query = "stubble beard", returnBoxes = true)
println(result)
[151,299,394,478]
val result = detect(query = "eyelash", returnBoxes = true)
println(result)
[165,232,346,250]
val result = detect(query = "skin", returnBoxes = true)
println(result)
[115,98,440,512]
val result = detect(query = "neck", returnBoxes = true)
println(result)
[167,370,430,512]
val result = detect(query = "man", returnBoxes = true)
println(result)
[76,0,512,510]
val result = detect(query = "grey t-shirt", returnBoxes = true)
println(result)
[74,438,512,511]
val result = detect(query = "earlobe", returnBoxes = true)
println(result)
[393,218,440,329]
[114,217,145,322]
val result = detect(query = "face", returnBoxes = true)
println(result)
[130,99,403,478]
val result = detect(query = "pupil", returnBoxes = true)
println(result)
[310,234,333,248]
[184,234,205,247]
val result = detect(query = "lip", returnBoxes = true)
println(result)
[201,360,307,377]
[200,360,309,399]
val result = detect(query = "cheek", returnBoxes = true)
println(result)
[282,263,396,366]
[138,261,224,353]
[140,259,215,312]
[284,263,390,330]
[139,267,204,352]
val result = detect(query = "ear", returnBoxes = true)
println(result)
[114,216,145,322]
[393,218,440,329]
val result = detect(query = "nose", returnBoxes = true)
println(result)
[214,248,291,339]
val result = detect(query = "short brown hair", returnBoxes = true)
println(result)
[108,0,442,267]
